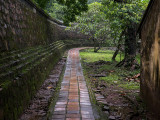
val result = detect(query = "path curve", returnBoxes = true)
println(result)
[51,48,95,120]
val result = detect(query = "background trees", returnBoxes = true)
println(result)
[55,0,88,25]
[66,2,110,52]
[46,0,65,20]
[102,0,149,69]
[31,0,50,8]
[35,0,149,68]
[87,0,102,4]
[32,0,88,25]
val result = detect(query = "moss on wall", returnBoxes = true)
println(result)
[140,0,160,116]
[0,41,66,120]
[0,0,93,119]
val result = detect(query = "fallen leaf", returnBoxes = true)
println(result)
[47,86,53,89]
[130,79,134,81]
[120,93,126,96]
[110,70,115,73]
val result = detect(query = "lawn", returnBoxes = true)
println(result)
[80,48,140,90]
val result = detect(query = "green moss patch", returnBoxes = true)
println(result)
[0,41,66,120]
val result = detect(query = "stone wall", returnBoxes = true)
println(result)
[0,0,89,52]
[0,41,66,120]
[0,0,90,119]
[0,0,49,51]
[140,0,160,117]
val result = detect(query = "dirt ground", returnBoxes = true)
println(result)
[82,60,156,120]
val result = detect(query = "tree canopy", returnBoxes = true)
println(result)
[32,0,50,8]
[46,0,65,20]
[66,2,109,52]
[56,0,88,25]
[102,0,149,41]
[101,0,149,68]
[32,0,88,25]
[34,0,149,67]
[66,0,149,68]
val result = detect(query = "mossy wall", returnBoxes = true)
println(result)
[140,0,160,116]
[0,0,89,52]
[0,0,49,51]
[0,0,90,119]
[0,41,66,120]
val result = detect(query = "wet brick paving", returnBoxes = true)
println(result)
[51,48,95,120]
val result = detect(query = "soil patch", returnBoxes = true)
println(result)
[82,60,155,120]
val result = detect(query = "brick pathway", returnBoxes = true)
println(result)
[51,48,95,120]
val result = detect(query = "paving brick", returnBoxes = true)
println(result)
[68,99,79,102]
[68,102,79,105]
[54,107,66,111]
[51,117,65,120]
[67,106,79,111]
[82,114,94,119]
[66,114,81,118]
[67,110,80,114]
[52,115,65,119]
[56,102,67,105]
[66,118,80,120]
[82,119,95,120]
[55,104,66,108]
[52,48,94,120]
[69,96,79,100]
[53,111,66,115]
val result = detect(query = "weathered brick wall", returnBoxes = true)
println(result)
[140,0,160,116]
[0,0,90,119]
[47,20,89,46]
[0,0,89,52]
[0,0,50,51]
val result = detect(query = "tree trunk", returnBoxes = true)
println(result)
[112,44,121,61]
[93,38,101,53]
[112,31,124,61]
[116,24,139,69]
[94,46,100,52]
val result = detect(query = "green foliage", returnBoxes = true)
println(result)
[45,0,88,24]
[87,0,102,4]
[66,2,109,48]
[32,0,50,8]
[102,0,149,43]
[66,0,149,49]
[46,1,65,20]
[103,0,149,25]
[57,0,88,25]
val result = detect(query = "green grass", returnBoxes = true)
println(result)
[119,82,140,90]
[80,48,140,90]
[80,48,140,64]
[99,64,140,90]
[136,54,140,64]
[100,74,120,84]
[80,49,124,62]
